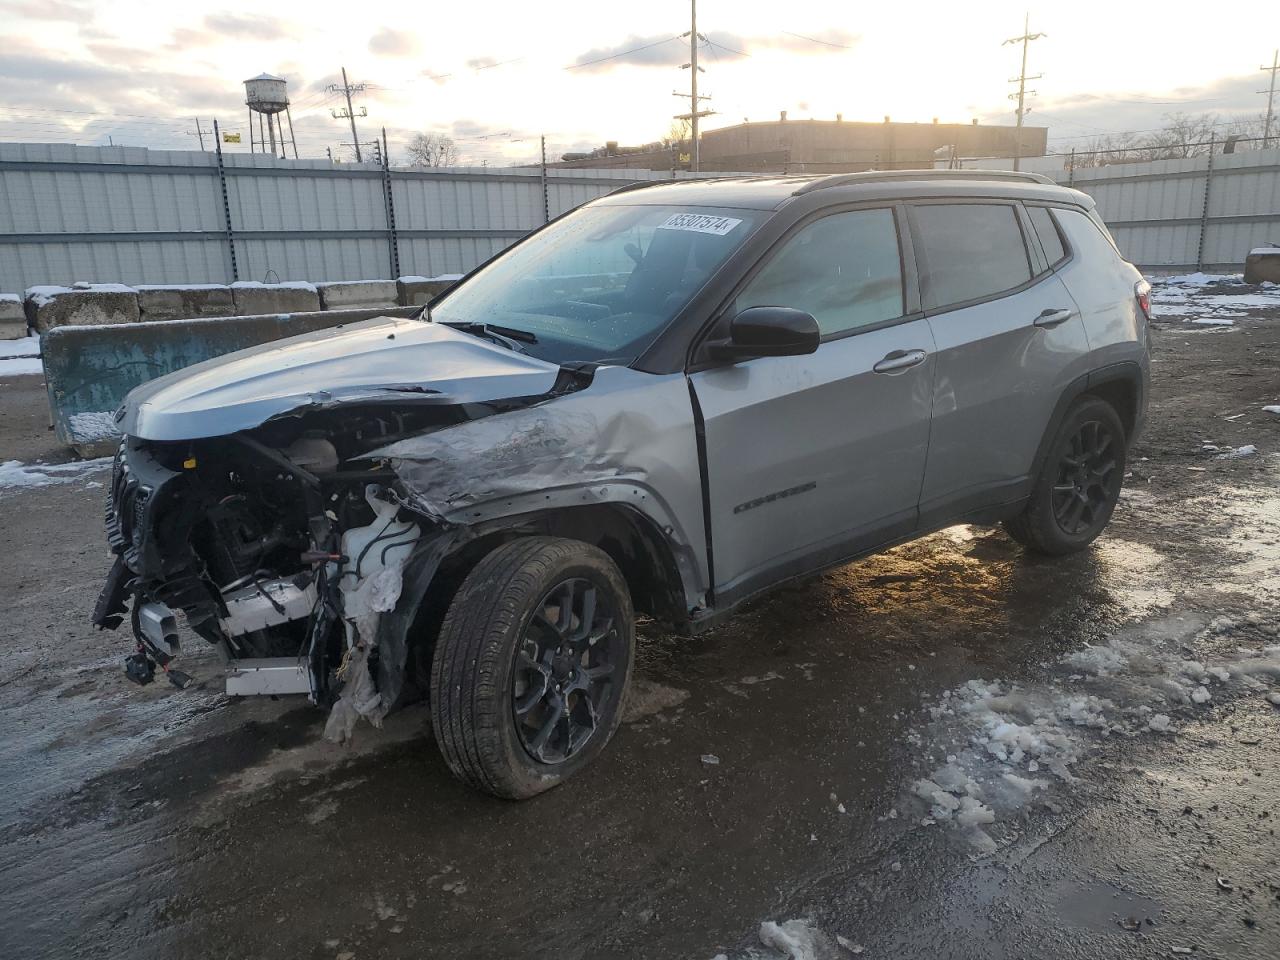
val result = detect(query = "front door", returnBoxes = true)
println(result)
[688,207,935,606]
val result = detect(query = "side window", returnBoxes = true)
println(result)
[914,203,1032,309]
[1027,206,1067,267]
[736,208,903,337]
[1055,207,1123,265]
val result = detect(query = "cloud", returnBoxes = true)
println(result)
[4,0,93,21]
[466,56,497,70]
[203,13,289,41]
[568,28,859,72]
[369,27,420,58]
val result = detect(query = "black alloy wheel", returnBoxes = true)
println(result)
[512,578,623,765]
[1051,419,1120,536]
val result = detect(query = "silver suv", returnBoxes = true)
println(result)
[95,171,1151,798]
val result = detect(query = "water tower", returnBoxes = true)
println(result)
[244,73,298,158]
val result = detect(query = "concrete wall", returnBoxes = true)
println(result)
[22,277,457,332]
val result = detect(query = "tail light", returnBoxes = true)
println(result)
[1135,279,1153,322]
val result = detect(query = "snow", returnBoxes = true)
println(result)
[1215,444,1257,460]
[902,615,1280,853]
[1192,317,1235,326]
[230,280,318,292]
[24,283,136,306]
[398,274,463,283]
[135,283,229,291]
[758,920,825,960]
[1,335,39,358]
[0,458,111,490]
[1264,406,1280,416]
[0,293,20,305]
[1249,247,1280,257]
[67,411,121,442]
[0,335,42,376]
[1157,272,1237,286]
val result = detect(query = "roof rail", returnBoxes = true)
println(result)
[792,168,1055,195]
[607,175,750,196]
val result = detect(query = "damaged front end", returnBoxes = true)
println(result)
[92,404,465,733]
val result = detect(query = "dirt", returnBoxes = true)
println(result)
[0,283,1278,959]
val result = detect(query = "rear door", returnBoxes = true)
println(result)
[688,206,935,605]
[910,199,1094,525]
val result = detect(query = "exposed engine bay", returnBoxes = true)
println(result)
[92,404,466,736]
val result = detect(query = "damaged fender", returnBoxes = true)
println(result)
[372,366,710,610]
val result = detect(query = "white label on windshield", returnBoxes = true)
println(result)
[657,213,743,236]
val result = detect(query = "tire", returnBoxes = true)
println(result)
[1003,396,1127,555]
[429,536,635,799]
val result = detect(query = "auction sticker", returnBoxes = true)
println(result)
[657,213,743,236]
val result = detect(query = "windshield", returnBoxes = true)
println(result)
[431,204,761,364]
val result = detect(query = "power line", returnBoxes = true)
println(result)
[781,29,855,49]
[1261,49,1278,147]
[564,35,685,71]
[327,66,367,162]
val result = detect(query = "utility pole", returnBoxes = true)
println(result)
[1261,49,1279,148]
[1003,13,1045,171]
[186,117,207,151]
[673,0,713,172]
[689,0,699,171]
[328,66,368,162]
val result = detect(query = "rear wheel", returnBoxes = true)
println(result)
[1004,396,1126,555]
[430,536,634,799]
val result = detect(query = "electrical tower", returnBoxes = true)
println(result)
[672,0,714,171]
[1262,49,1278,148]
[328,67,369,162]
[1003,13,1045,171]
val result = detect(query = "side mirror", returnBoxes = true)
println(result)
[705,306,820,362]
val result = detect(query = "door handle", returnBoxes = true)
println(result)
[1033,308,1075,328]
[873,349,928,374]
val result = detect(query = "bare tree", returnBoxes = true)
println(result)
[406,132,459,167]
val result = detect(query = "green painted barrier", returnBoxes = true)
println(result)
[42,306,421,456]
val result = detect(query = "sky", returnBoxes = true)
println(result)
[1,0,1275,165]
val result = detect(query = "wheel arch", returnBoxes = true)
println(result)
[1032,360,1144,479]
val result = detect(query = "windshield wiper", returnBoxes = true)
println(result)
[440,320,538,348]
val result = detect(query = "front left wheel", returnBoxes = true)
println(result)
[430,536,634,799]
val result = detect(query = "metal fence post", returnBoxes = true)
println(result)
[540,135,550,224]
[212,119,239,282]
[1196,136,1216,271]
[381,128,400,280]
[1067,148,1076,187]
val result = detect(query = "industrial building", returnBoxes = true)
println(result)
[550,116,1048,173]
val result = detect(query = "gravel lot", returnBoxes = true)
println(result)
[1,277,1278,960]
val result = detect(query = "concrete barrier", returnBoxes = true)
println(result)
[25,284,141,333]
[42,305,421,456]
[0,294,24,339]
[137,284,235,321]
[317,279,398,310]
[1244,248,1280,284]
[230,281,320,316]
[396,275,461,306]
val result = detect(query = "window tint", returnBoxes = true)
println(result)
[1054,207,1122,265]
[736,208,903,337]
[914,203,1032,308]
[1027,206,1067,266]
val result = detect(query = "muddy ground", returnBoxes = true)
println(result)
[1,282,1278,959]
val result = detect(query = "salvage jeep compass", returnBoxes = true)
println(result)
[95,171,1151,798]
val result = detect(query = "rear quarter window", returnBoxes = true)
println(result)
[1027,206,1067,266]
[1054,207,1124,266]
[913,203,1032,309]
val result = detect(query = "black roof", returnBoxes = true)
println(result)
[593,170,1088,212]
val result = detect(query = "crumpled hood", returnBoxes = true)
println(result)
[118,316,562,441]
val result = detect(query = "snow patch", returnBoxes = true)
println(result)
[67,411,120,442]
[904,616,1280,852]
[0,458,112,490]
